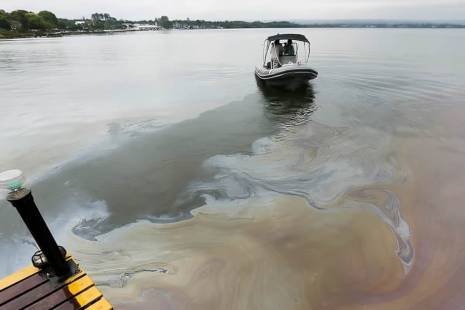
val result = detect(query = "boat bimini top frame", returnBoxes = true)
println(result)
[262,33,311,68]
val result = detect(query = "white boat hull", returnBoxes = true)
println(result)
[255,64,318,85]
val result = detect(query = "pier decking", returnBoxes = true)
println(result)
[0,257,112,310]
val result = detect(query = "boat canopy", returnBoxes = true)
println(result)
[261,33,311,67]
[266,33,309,43]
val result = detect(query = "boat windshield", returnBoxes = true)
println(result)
[262,38,310,69]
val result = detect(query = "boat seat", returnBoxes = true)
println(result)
[279,55,297,64]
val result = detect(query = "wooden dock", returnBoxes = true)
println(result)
[0,257,112,310]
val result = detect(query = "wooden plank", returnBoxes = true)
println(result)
[27,276,94,310]
[54,286,102,310]
[73,286,102,308]
[0,272,85,310]
[0,255,112,310]
[0,265,39,291]
[86,297,113,310]
[66,276,94,296]
[0,254,72,291]
[0,273,48,306]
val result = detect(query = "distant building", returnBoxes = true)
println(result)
[173,21,188,29]
[133,23,161,31]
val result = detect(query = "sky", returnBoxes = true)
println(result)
[1,0,464,21]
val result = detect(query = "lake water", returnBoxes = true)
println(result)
[1,29,465,309]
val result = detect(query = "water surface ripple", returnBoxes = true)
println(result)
[2,29,465,309]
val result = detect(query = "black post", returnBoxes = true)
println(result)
[8,190,70,278]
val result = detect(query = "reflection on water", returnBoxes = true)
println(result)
[258,81,317,129]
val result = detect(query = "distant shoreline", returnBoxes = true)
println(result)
[1,9,464,39]
[2,24,465,40]
[0,29,137,39]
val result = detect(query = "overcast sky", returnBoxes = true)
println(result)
[1,0,464,21]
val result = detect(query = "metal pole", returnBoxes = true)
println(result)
[8,189,71,278]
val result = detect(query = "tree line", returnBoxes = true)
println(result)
[171,19,301,29]
[0,9,127,33]
[0,9,58,31]
[156,16,301,29]
[2,9,464,36]
[0,9,302,34]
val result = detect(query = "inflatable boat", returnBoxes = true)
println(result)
[255,34,318,87]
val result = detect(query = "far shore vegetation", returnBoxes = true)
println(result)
[1,9,465,39]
